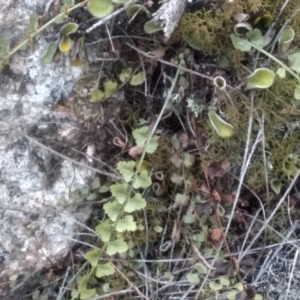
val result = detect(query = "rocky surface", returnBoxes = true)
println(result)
[0,0,96,291]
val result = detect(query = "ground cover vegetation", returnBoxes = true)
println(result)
[2,0,300,299]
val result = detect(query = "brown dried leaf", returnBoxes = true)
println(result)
[194,199,213,216]
[212,188,222,202]
[287,195,298,207]
[128,145,144,158]
[214,259,235,276]
[232,256,239,273]
[156,34,180,46]
[233,12,249,23]
[170,153,182,168]
[173,193,190,208]
[170,173,183,185]
[184,175,197,191]
[113,137,125,148]
[280,104,300,115]
[110,39,122,55]
[244,286,256,300]
[178,132,189,149]
[199,183,210,195]
[236,209,245,224]
[147,46,168,58]
[144,57,158,75]
[235,291,248,300]
[209,228,223,244]
[223,194,234,204]
[221,158,231,172]
[207,161,225,180]
[171,220,182,242]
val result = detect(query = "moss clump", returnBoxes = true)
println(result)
[198,72,300,190]
[177,0,300,69]
[176,0,300,191]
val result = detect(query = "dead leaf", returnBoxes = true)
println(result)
[209,228,223,244]
[173,193,190,208]
[144,57,157,75]
[170,153,183,168]
[214,259,235,276]
[223,194,234,204]
[128,145,144,157]
[111,39,122,56]
[86,143,95,163]
[233,12,249,23]
[231,256,239,273]
[280,104,300,115]
[199,183,210,195]
[236,209,245,224]
[194,198,214,216]
[178,132,189,149]
[156,34,180,46]
[212,188,222,202]
[147,46,168,58]
[113,137,126,148]
[171,220,182,242]
[287,195,298,207]
[146,0,154,7]
[170,173,183,185]
[244,286,256,300]
[235,291,248,300]
[184,175,197,191]
[221,158,231,172]
[207,161,225,180]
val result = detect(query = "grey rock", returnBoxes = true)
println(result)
[0,0,94,292]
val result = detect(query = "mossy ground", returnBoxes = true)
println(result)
[5,0,300,299]
[175,0,300,191]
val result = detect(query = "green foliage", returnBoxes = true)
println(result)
[245,68,275,89]
[115,215,137,232]
[40,42,58,64]
[90,89,104,102]
[288,52,300,73]
[132,126,159,153]
[85,249,101,267]
[104,200,123,222]
[230,34,251,51]
[119,67,133,82]
[130,72,146,86]
[0,0,87,70]
[110,183,128,204]
[59,36,72,53]
[294,83,300,100]
[126,5,151,18]
[187,272,200,284]
[144,21,162,34]
[209,281,223,291]
[87,0,114,18]
[61,22,79,36]
[106,238,128,255]
[58,22,78,53]
[95,220,112,242]
[246,29,264,48]
[95,262,115,278]
[0,36,9,57]
[104,80,118,98]
[208,110,234,138]
[117,161,136,182]
[26,13,38,35]
[124,193,146,212]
